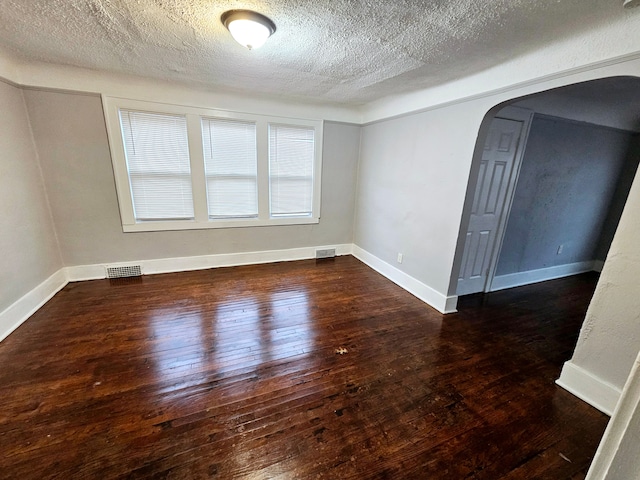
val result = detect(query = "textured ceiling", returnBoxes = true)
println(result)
[0,1,635,105]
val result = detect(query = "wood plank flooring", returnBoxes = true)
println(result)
[0,256,608,479]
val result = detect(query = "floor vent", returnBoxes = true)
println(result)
[106,265,142,279]
[316,248,336,259]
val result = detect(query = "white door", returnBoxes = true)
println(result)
[456,117,524,296]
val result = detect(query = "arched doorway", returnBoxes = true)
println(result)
[450,76,640,298]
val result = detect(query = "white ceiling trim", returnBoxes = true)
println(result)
[0,50,363,124]
[0,49,21,86]
[3,49,640,128]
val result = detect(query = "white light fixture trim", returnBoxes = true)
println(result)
[221,10,276,50]
[624,0,640,7]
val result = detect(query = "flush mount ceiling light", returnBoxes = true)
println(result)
[221,9,276,50]
[624,0,640,7]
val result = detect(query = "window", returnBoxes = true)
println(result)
[120,110,194,221]
[269,124,315,217]
[103,98,323,232]
[202,118,258,219]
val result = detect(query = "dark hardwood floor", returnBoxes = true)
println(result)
[0,256,608,479]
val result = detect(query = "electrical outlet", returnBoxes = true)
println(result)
[557,244,563,255]
[397,253,403,264]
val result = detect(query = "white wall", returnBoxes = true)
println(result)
[0,80,62,324]
[23,90,361,267]
[566,166,640,390]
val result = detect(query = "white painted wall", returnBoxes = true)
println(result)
[0,80,62,317]
[23,90,361,266]
[569,166,640,391]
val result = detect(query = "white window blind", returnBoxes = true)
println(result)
[119,110,194,221]
[268,124,315,217]
[202,118,258,218]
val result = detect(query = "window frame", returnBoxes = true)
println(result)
[103,97,323,232]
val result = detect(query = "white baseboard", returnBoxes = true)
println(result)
[0,269,68,342]
[491,260,598,292]
[65,244,354,281]
[352,245,457,314]
[65,264,105,281]
[556,361,621,416]
[592,260,605,273]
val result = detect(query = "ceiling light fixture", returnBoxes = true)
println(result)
[623,0,640,7]
[221,10,276,50]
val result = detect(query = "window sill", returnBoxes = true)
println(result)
[121,216,319,232]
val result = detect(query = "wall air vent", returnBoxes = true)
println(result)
[106,265,142,279]
[316,248,336,259]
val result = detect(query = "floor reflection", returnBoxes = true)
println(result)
[149,307,207,383]
[149,289,315,396]
[213,289,314,370]
[214,296,262,372]
[267,290,314,360]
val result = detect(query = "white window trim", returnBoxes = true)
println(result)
[103,96,323,232]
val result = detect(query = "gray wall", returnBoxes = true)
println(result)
[23,90,360,266]
[354,100,483,297]
[0,81,62,312]
[496,115,639,276]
